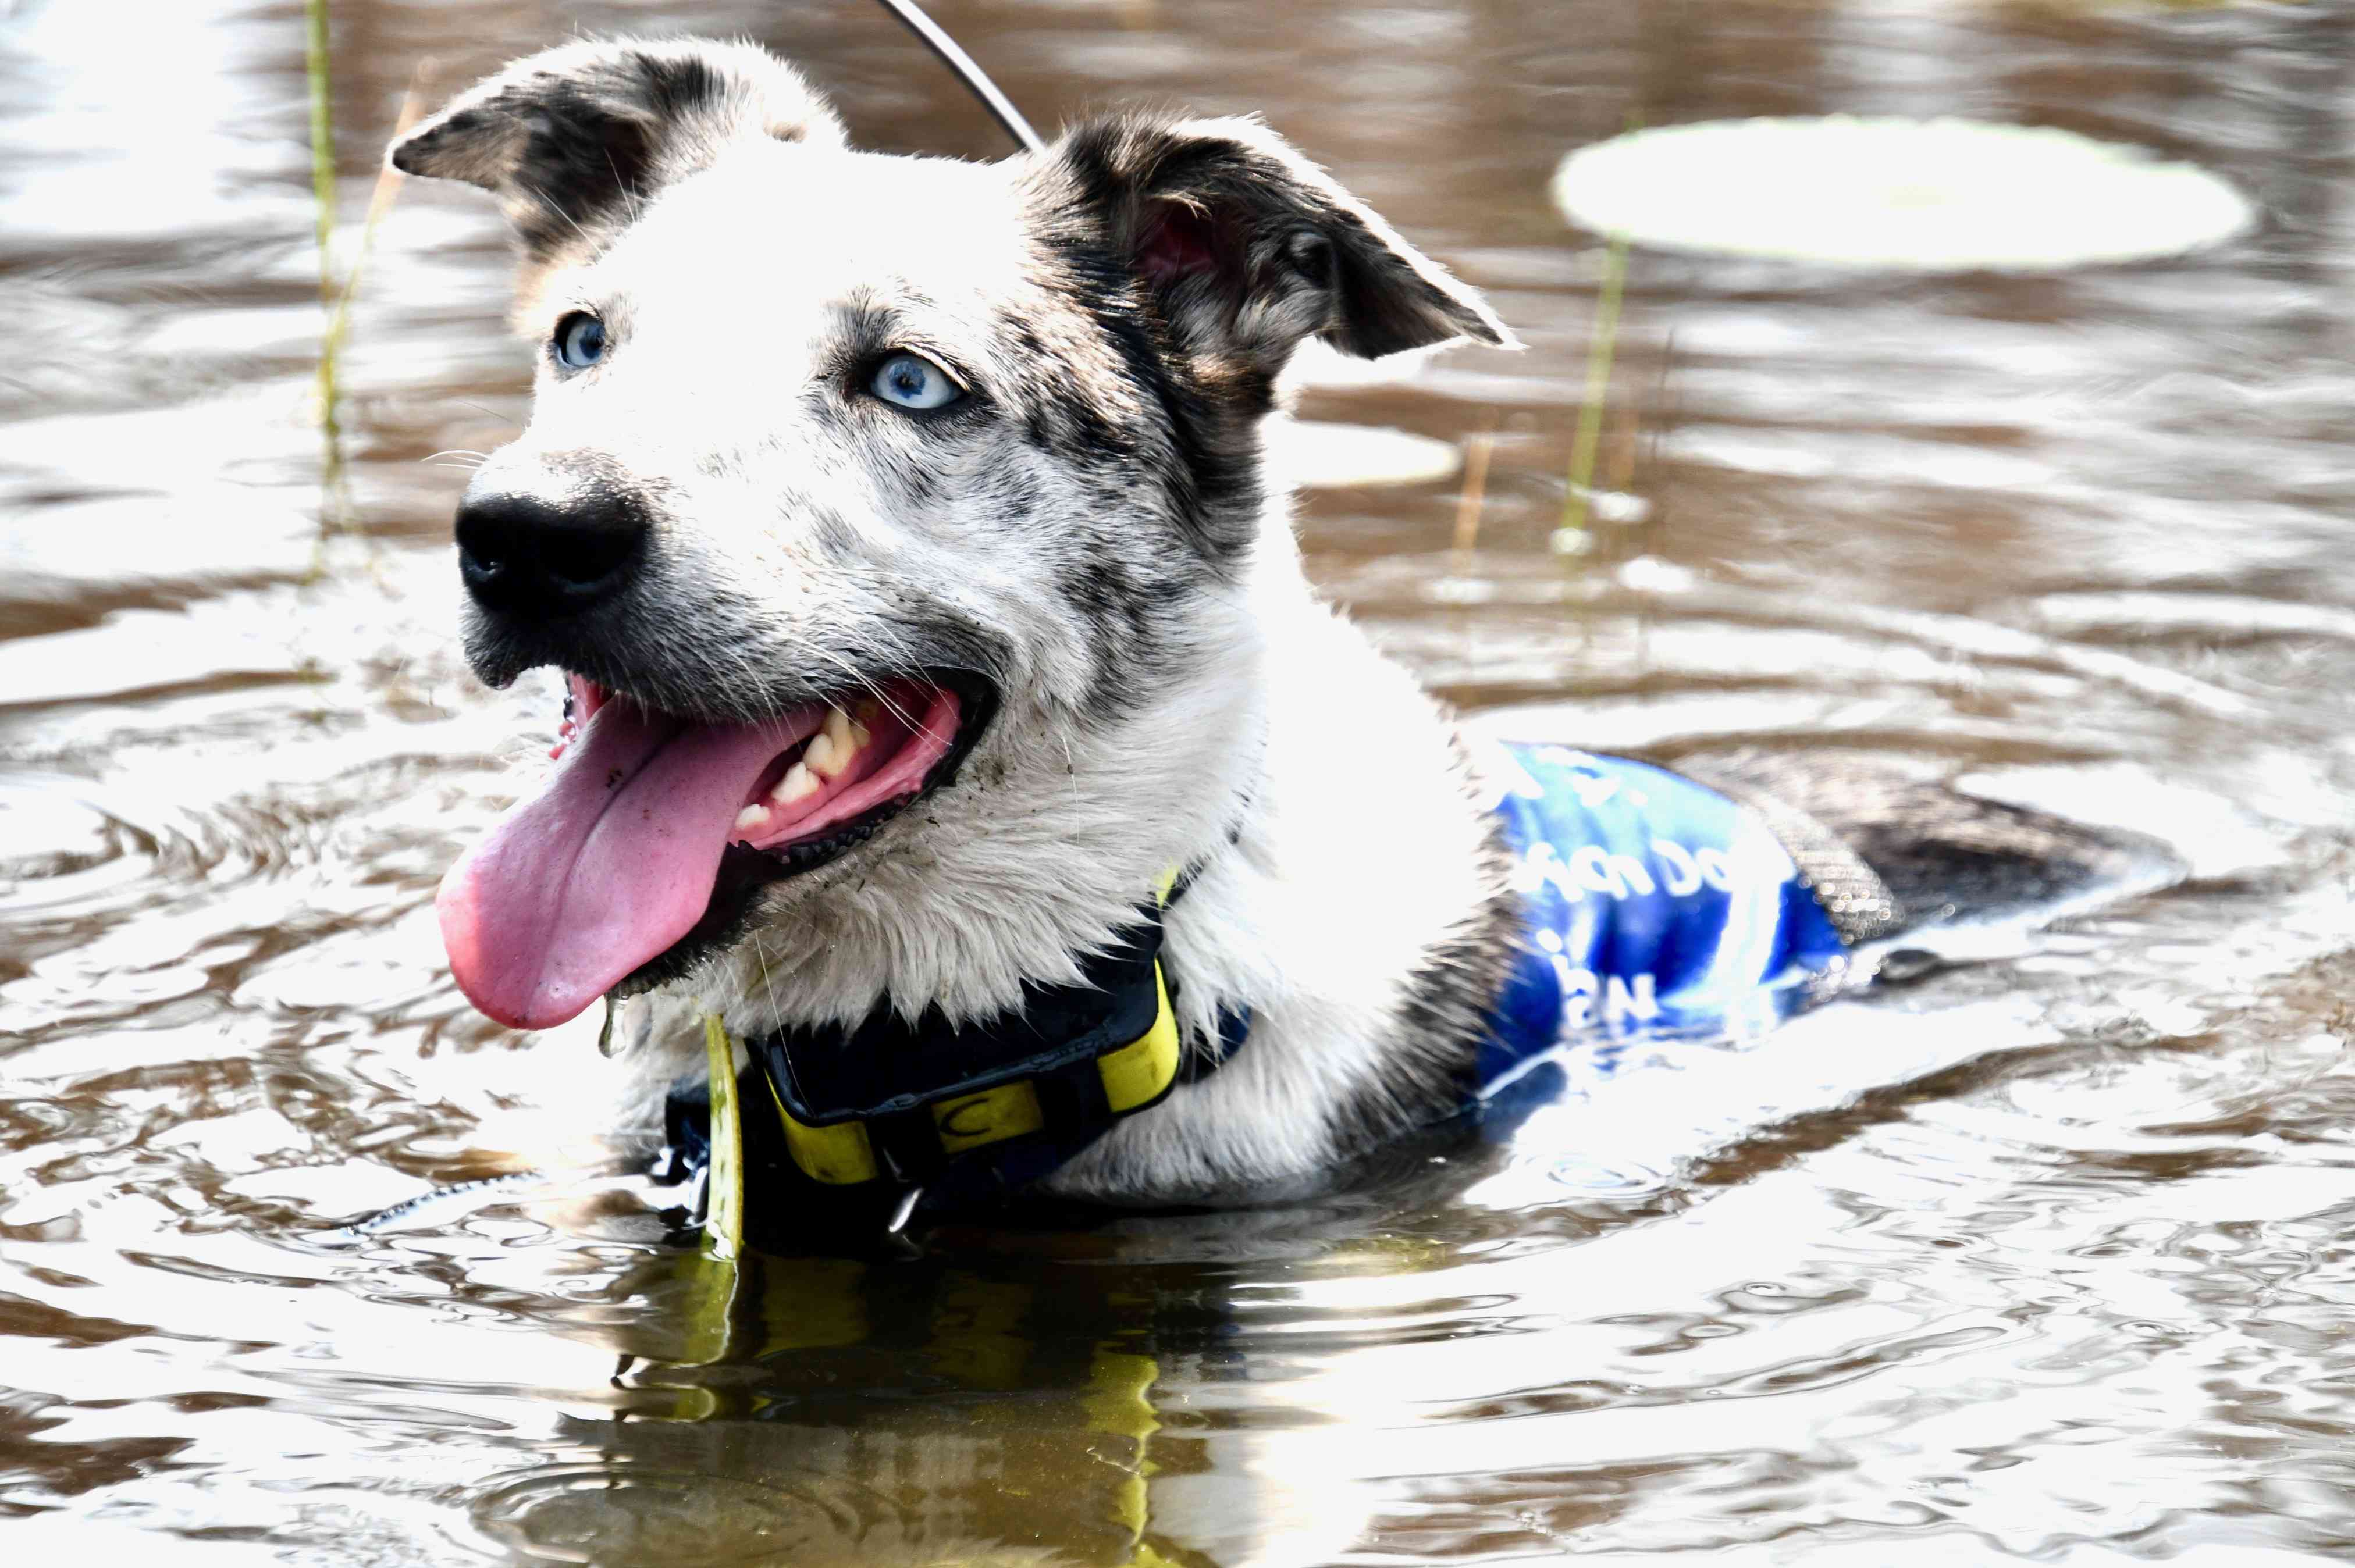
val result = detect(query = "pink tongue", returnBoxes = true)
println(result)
[437,697,821,1030]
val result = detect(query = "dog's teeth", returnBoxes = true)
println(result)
[848,720,871,751]
[771,762,819,804]
[734,804,768,832]
[804,730,844,779]
[823,704,853,744]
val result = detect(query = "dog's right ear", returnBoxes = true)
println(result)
[388,37,844,260]
[1033,110,1514,374]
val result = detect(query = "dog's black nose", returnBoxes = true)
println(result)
[454,489,647,618]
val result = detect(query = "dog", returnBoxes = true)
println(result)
[389,37,2166,1243]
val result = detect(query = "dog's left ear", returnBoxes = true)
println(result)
[1038,112,1517,368]
[388,38,845,261]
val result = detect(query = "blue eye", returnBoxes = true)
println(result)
[553,312,606,369]
[869,351,963,411]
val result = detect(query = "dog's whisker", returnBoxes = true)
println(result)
[453,399,518,430]
[752,932,785,1035]
[787,639,924,735]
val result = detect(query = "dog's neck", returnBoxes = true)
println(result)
[1038,558,1522,1203]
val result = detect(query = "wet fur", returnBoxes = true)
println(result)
[1674,748,2162,931]
[394,38,2156,1206]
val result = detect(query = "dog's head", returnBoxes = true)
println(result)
[393,37,1509,1034]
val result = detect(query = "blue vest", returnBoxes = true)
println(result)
[1471,744,1852,1119]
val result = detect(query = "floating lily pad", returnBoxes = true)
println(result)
[1552,116,2254,272]
[1272,417,1463,489]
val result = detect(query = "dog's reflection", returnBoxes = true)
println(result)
[526,1230,1383,1568]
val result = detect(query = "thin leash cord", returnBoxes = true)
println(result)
[869,0,1044,154]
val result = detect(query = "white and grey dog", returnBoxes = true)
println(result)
[394,38,2154,1223]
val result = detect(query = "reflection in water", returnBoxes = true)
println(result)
[539,1253,1186,1567]
[5,0,2355,1563]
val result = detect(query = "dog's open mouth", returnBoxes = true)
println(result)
[437,671,992,1031]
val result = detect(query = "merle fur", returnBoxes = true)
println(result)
[390,40,845,265]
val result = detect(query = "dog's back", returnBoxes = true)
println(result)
[1677,748,2178,936]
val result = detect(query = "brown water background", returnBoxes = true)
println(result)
[5,1,2355,1562]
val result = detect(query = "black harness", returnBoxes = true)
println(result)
[675,869,1252,1246]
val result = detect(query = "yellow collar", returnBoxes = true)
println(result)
[695,869,1194,1249]
[759,961,1180,1188]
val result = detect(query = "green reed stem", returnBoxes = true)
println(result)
[306,0,334,302]
[305,0,344,531]
[1561,231,1630,539]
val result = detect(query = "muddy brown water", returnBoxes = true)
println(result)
[5,1,2355,1562]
